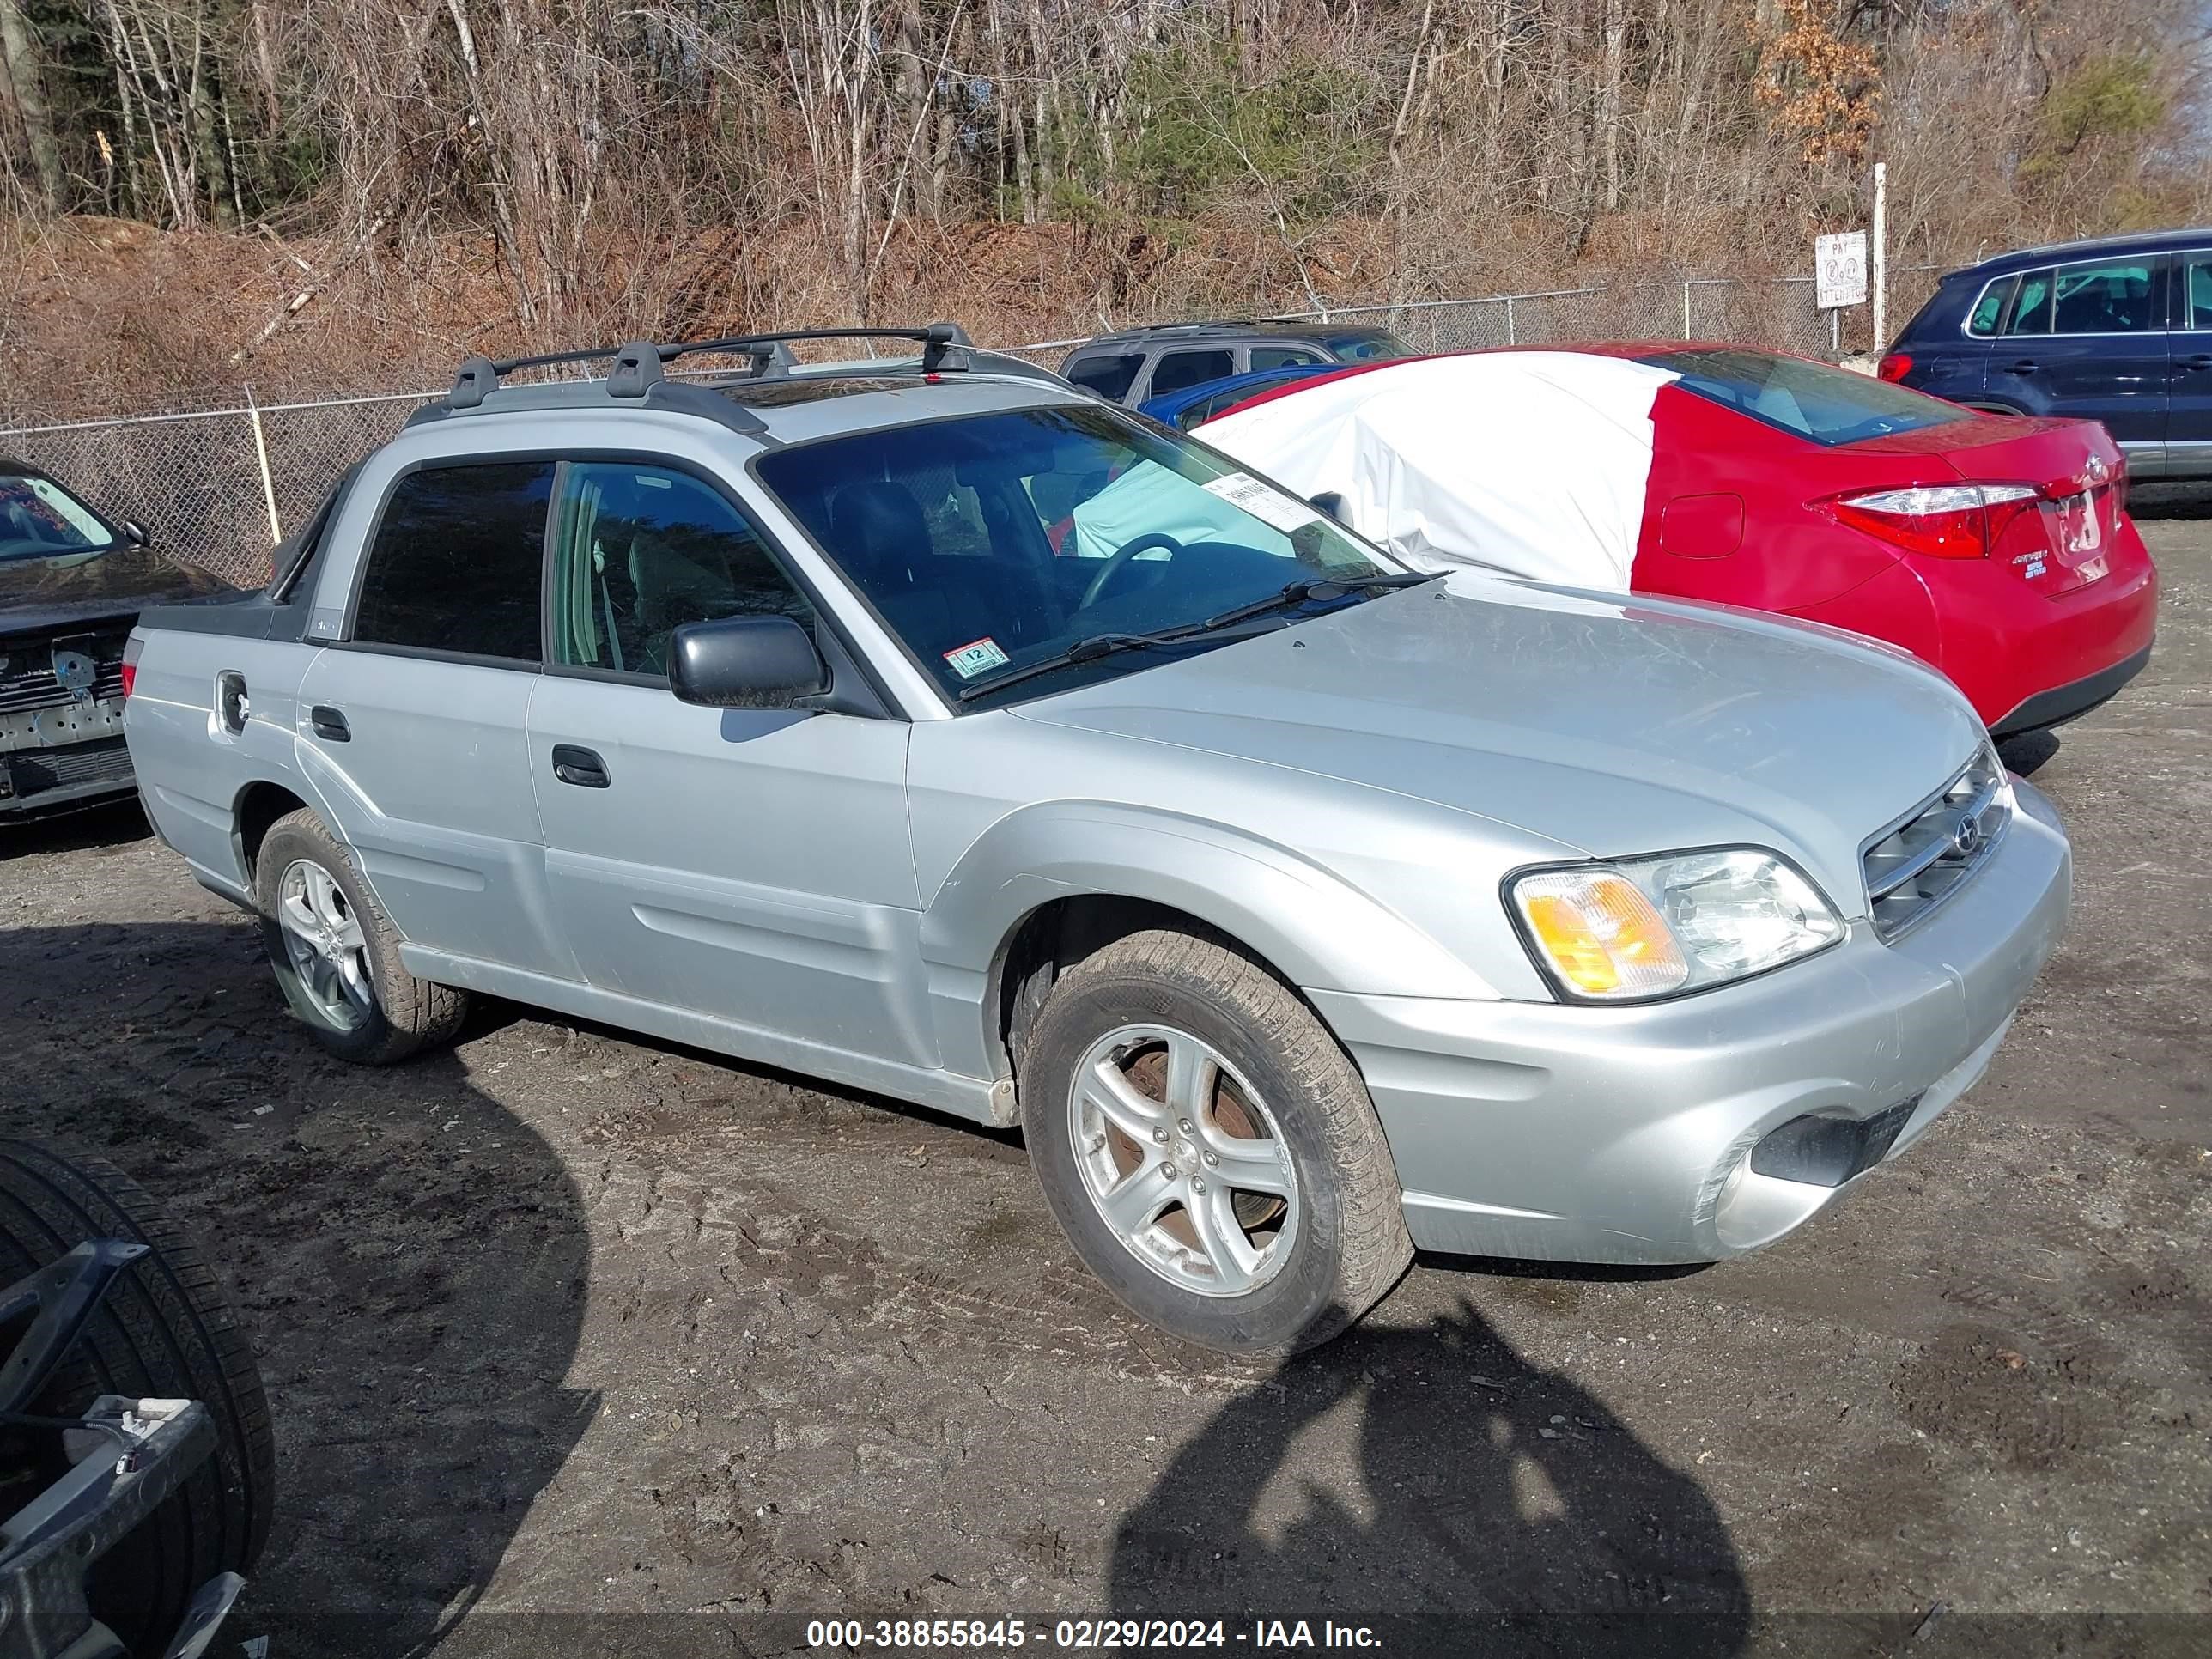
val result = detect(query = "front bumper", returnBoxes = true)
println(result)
[1310,781,2071,1265]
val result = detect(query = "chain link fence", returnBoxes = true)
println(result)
[0,271,1943,589]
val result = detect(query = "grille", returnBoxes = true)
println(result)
[0,634,130,714]
[2,736,134,801]
[1862,746,2012,941]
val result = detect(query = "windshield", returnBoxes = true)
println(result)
[1637,348,1969,447]
[753,403,1400,707]
[0,472,123,561]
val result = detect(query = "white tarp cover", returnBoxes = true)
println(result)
[1193,350,1682,591]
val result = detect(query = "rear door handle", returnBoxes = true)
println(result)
[2007,358,2039,374]
[2181,352,2212,371]
[550,744,610,788]
[309,705,349,742]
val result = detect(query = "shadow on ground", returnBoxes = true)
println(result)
[1109,1299,1747,1656]
[0,915,597,1657]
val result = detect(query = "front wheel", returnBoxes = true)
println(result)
[253,807,467,1065]
[1020,928,1413,1355]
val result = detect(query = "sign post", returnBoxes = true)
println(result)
[1815,230,1869,357]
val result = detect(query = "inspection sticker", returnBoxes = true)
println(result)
[1201,471,1321,534]
[943,636,1011,678]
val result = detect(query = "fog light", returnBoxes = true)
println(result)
[1748,1098,1920,1187]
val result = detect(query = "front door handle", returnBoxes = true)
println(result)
[2007,358,2040,374]
[550,744,610,788]
[309,705,349,742]
[2181,352,2212,371]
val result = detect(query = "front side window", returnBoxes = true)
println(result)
[1326,329,1413,362]
[0,472,122,562]
[352,461,551,661]
[1966,276,2014,337]
[1147,349,1236,395]
[1639,348,1970,447]
[2051,258,2158,334]
[2005,269,2054,336]
[2179,256,2212,331]
[1065,354,1143,401]
[1249,346,1324,370]
[755,404,1397,707]
[549,463,814,678]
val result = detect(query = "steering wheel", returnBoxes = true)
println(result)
[1081,532,1185,609]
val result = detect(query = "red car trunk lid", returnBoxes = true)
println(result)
[1846,415,2126,598]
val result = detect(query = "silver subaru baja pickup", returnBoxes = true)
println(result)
[122,324,2070,1354]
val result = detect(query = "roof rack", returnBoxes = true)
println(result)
[445,322,975,410]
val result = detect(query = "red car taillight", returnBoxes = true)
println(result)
[1876,352,1912,383]
[120,635,142,698]
[1824,483,2041,559]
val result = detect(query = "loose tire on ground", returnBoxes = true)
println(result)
[0,1140,276,1654]
[1019,927,1413,1355]
[253,806,467,1065]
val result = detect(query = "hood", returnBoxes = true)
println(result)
[1009,573,1987,914]
[0,544,229,639]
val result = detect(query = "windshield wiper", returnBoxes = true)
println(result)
[1199,570,1438,632]
[955,629,1205,702]
[955,572,1440,705]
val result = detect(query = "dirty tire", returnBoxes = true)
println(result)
[254,806,466,1065]
[1021,927,1413,1355]
[0,1140,276,1655]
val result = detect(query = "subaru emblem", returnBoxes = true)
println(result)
[1951,812,1984,859]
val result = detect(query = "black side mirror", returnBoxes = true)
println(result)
[1308,491,1347,525]
[121,519,149,547]
[668,615,829,709]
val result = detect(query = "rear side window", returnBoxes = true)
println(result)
[1249,346,1323,370]
[2051,258,2158,334]
[2185,256,2212,331]
[548,463,813,679]
[1147,349,1236,395]
[352,461,552,662]
[1638,349,1969,447]
[2004,269,2054,336]
[1066,354,1143,401]
[1966,276,2014,337]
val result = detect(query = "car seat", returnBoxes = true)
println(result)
[828,482,956,652]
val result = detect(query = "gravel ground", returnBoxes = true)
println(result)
[4,508,2209,1658]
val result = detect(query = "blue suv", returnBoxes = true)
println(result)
[1880,228,2212,480]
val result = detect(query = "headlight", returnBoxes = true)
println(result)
[1508,848,1844,1002]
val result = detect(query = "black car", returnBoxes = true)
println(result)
[1878,228,2212,481]
[1059,319,1411,408]
[0,459,229,818]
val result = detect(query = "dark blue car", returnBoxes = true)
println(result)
[1136,363,1340,431]
[1880,228,2212,480]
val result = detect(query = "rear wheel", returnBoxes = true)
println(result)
[0,1140,276,1655]
[1019,927,1412,1354]
[253,807,467,1065]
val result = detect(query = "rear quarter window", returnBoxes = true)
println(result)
[1639,349,1970,447]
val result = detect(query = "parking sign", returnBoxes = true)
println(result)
[1815,232,1868,309]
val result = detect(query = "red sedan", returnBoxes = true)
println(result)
[1194,345,2157,736]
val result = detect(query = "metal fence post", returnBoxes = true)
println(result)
[243,384,282,546]
[1681,281,1691,338]
[1505,295,1516,345]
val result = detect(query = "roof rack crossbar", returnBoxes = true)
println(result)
[447,322,975,408]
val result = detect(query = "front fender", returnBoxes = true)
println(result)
[917,799,1502,1079]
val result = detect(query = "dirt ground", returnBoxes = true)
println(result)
[5,510,2209,1659]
